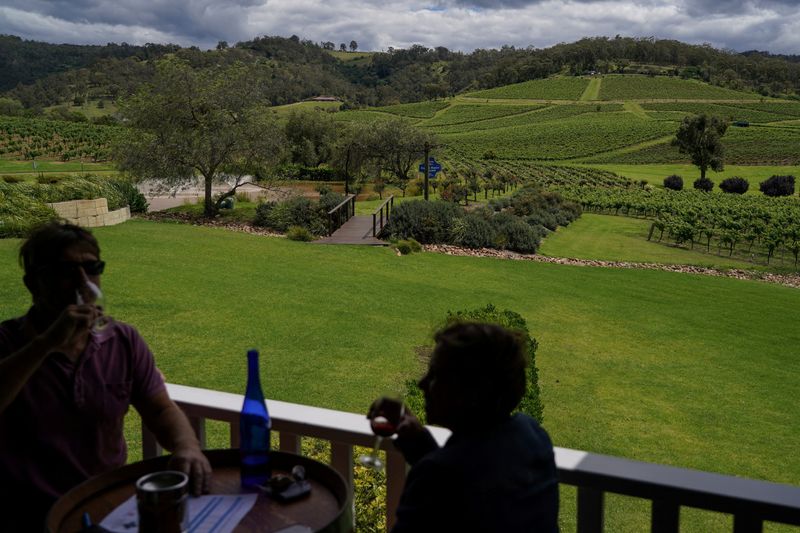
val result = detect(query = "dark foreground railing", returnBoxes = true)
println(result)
[327,194,356,235]
[144,384,800,532]
[371,195,394,237]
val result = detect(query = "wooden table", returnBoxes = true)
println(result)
[46,449,352,533]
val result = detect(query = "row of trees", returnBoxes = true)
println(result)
[664,174,796,197]
[113,58,437,217]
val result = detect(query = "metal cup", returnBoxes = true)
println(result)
[135,471,189,533]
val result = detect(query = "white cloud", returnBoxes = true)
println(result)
[1,0,800,54]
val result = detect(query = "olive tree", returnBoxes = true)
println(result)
[114,58,286,217]
[672,113,728,180]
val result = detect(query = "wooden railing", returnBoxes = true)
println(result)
[144,384,800,532]
[327,194,356,236]
[371,195,394,237]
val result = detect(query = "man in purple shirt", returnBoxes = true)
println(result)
[0,222,212,532]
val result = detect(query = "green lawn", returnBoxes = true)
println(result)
[0,159,116,174]
[539,213,763,270]
[575,163,800,189]
[2,220,798,531]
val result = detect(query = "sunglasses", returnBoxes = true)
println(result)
[38,260,106,277]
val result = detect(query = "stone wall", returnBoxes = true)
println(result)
[47,198,130,228]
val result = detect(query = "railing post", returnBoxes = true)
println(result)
[229,419,241,448]
[188,415,207,449]
[733,515,764,533]
[577,486,604,533]
[385,449,407,532]
[279,432,301,454]
[372,213,377,237]
[651,500,680,533]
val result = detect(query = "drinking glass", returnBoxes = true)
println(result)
[359,397,405,471]
[76,280,111,332]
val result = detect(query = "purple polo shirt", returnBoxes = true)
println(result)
[0,310,166,523]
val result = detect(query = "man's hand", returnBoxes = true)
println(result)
[38,304,95,354]
[169,444,212,496]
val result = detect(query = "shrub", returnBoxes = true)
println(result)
[719,176,749,194]
[693,176,714,192]
[492,212,541,254]
[395,240,413,255]
[404,304,544,424]
[1,175,23,183]
[286,225,315,241]
[109,179,149,213]
[318,191,345,213]
[253,197,327,235]
[759,175,795,197]
[407,238,422,253]
[36,174,64,185]
[450,213,497,249]
[253,202,275,227]
[663,175,683,191]
[385,200,463,244]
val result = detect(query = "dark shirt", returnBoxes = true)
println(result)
[0,310,166,530]
[392,413,559,533]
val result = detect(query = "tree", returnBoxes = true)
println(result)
[349,40,358,52]
[370,119,436,197]
[284,110,337,167]
[321,41,335,50]
[330,122,375,195]
[340,43,347,52]
[672,113,728,180]
[114,58,286,217]
[0,97,24,116]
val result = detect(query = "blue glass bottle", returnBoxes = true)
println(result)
[240,349,271,488]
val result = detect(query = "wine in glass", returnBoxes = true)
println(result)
[359,397,405,471]
[76,280,111,332]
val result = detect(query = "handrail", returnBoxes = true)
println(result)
[327,194,356,236]
[371,195,394,237]
[145,384,800,533]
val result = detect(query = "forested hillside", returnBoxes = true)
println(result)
[2,34,800,113]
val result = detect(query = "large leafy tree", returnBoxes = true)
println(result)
[114,58,286,217]
[672,113,728,180]
[330,122,375,195]
[370,119,437,197]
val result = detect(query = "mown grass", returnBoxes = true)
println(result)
[0,159,116,174]
[538,213,769,270]
[574,163,800,189]
[1,220,798,532]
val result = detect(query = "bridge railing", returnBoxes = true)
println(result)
[327,194,356,235]
[144,383,800,532]
[371,195,394,237]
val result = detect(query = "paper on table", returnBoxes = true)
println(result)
[99,493,258,533]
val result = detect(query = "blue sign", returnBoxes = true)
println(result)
[418,157,442,177]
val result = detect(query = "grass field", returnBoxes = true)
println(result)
[539,213,762,269]
[0,159,115,174]
[1,220,798,531]
[575,163,800,189]
[44,99,119,119]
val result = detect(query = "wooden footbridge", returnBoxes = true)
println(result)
[315,195,394,245]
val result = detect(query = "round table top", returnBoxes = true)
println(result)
[46,449,352,533]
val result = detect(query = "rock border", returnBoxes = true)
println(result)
[423,244,800,290]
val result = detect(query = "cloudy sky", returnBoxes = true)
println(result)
[1,0,799,55]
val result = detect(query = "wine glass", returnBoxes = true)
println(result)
[76,280,111,332]
[359,396,405,471]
